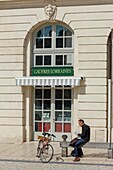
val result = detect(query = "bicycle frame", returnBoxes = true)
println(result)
[36,132,56,163]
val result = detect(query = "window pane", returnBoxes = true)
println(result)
[65,38,72,47]
[44,89,51,99]
[64,28,72,36]
[56,25,63,36]
[43,111,51,121]
[55,123,62,132]
[56,55,63,65]
[35,100,42,109]
[64,89,71,99]
[35,111,42,120]
[43,122,50,132]
[44,55,51,65]
[36,38,43,48]
[36,29,43,37]
[64,111,71,121]
[64,123,71,132]
[44,26,52,37]
[64,101,71,110]
[56,38,63,48]
[44,100,51,110]
[55,111,62,121]
[36,56,43,65]
[35,122,42,132]
[55,100,62,110]
[55,89,62,99]
[44,38,51,48]
[64,54,72,65]
[35,89,42,98]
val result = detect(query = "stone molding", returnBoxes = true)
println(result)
[1,0,113,9]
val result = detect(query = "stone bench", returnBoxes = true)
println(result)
[60,141,113,157]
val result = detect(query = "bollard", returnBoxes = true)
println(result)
[61,146,68,157]
[108,149,113,159]
[60,135,68,157]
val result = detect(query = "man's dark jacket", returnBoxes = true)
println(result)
[78,124,90,142]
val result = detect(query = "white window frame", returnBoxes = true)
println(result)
[32,23,74,67]
[34,53,74,67]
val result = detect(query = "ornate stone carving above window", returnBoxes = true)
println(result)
[44,4,57,20]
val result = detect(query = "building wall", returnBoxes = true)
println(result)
[0,2,113,143]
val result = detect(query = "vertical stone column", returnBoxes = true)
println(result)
[72,87,78,139]
[25,86,33,142]
[24,32,33,142]
[111,32,113,144]
[108,32,113,158]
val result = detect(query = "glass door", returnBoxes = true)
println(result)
[54,87,72,140]
[34,87,51,139]
[34,86,72,141]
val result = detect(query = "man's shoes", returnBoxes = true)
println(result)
[73,157,80,161]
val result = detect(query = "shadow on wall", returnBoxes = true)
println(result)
[78,79,86,94]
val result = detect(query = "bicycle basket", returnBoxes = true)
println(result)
[37,136,50,142]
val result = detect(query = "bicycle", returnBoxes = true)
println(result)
[36,132,56,163]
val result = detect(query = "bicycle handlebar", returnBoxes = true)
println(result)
[42,132,56,138]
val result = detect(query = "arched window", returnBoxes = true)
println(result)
[33,24,74,67]
[32,24,74,140]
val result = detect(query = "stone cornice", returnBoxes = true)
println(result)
[0,0,113,9]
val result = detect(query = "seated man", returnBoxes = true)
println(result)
[70,119,90,161]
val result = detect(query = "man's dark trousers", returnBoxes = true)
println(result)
[74,139,87,157]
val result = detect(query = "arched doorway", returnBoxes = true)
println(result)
[16,21,82,141]
[32,23,74,141]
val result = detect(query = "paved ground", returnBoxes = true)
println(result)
[0,160,113,170]
[0,142,113,170]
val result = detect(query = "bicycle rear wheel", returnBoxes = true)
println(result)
[40,144,54,163]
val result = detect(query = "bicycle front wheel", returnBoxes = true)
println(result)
[40,144,54,163]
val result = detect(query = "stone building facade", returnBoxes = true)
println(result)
[0,0,113,143]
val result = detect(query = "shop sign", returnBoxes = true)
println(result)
[31,67,74,76]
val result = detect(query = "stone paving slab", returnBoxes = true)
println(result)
[0,142,112,165]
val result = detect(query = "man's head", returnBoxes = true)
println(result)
[78,119,84,127]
